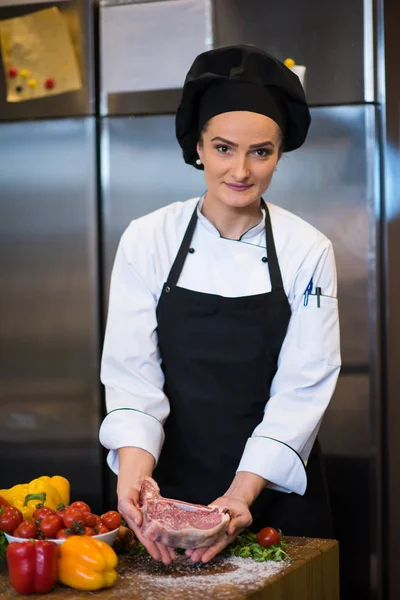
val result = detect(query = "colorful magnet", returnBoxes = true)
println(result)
[28,78,37,89]
[8,67,18,78]
[20,69,30,79]
[284,58,295,68]
[44,78,56,90]
[15,85,23,93]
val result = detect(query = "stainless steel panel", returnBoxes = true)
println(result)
[213,0,371,105]
[0,118,103,512]
[101,115,205,299]
[321,374,373,600]
[103,89,182,117]
[380,0,400,597]
[268,105,379,366]
[0,0,95,120]
[320,375,371,458]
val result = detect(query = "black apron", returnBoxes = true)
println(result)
[154,200,333,538]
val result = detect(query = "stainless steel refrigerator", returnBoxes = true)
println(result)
[0,0,104,512]
[99,1,400,598]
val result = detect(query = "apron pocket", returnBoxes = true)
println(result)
[297,295,341,365]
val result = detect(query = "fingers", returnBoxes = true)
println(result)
[118,495,143,527]
[200,540,228,563]
[227,517,237,536]
[168,547,177,561]
[190,546,209,563]
[131,526,162,561]
[190,537,232,564]
[119,512,174,564]
[154,542,174,566]
[117,489,175,565]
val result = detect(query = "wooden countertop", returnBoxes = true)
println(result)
[0,537,339,600]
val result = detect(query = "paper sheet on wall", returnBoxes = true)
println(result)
[0,7,82,102]
[101,0,212,94]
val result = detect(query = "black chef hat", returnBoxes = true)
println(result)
[176,45,311,169]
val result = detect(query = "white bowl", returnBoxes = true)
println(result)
[5,527,119,547]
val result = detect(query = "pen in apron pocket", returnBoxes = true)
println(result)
[303,278,313,306]
[316,287,322,307]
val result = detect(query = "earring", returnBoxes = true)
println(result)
[274,167,278,172]
[196,158,202,166]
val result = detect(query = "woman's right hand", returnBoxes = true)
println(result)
[118,483,176,566]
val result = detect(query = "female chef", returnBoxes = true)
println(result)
[99,45,341,566]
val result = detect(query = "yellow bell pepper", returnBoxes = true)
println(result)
[13,478,62,519]
[50,475,70,506]
[58,536,118,591]
[34,475,70,506]
[0,475,70,519]
[0,484,27,506]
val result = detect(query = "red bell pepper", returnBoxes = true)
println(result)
[6,540,58,594]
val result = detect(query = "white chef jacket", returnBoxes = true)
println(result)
[99,196,341,496]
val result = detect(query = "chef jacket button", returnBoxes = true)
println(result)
[165,285,171,293]
[261,256,268,263]
[188,247,195,253]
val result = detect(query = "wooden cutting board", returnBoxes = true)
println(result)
[0,537,339,600]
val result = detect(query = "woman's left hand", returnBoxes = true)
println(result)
[185,496,253,563]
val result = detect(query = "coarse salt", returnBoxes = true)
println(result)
[118,553,290,600]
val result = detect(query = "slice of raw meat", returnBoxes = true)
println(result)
[139,477,230,549]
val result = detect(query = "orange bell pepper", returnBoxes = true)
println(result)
[58,536,118,591]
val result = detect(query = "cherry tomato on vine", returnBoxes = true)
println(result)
[63,508,85,529]
[56,504,69,520]
[13,520,38,539]
[56,528,73,540]
[39,514,64,538]
[95,524,109,535]
[82,512,97,528]
[101,511,121,531]
[256,527,281,548]
[33,506,55,521]
[92,515,102,527]
[0,507,23,534]
[70,501,91,514]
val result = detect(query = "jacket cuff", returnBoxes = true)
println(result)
[236,436,307,495]
[99,408,165,474]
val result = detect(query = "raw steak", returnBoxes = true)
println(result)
[139,477,230,549]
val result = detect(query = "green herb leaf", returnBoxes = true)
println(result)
[122,529,290,563]
[0,531,8,563]
[225,530,290,562]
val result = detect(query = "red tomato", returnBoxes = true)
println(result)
[83,527,96,536]
[56,504,70,520]
[63,508,85,529]
[13,520,38,539]
[256,527,281,548]
[0,496,9,508]
[92,515,102,527]
[39,515,64,538]
[56,528,73,540]
[101,511,121,531]
[95,524,109,535]
[70,501,91,514]
[33,506,55,521]
[82,512,97,528]
[0,507,23,534]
